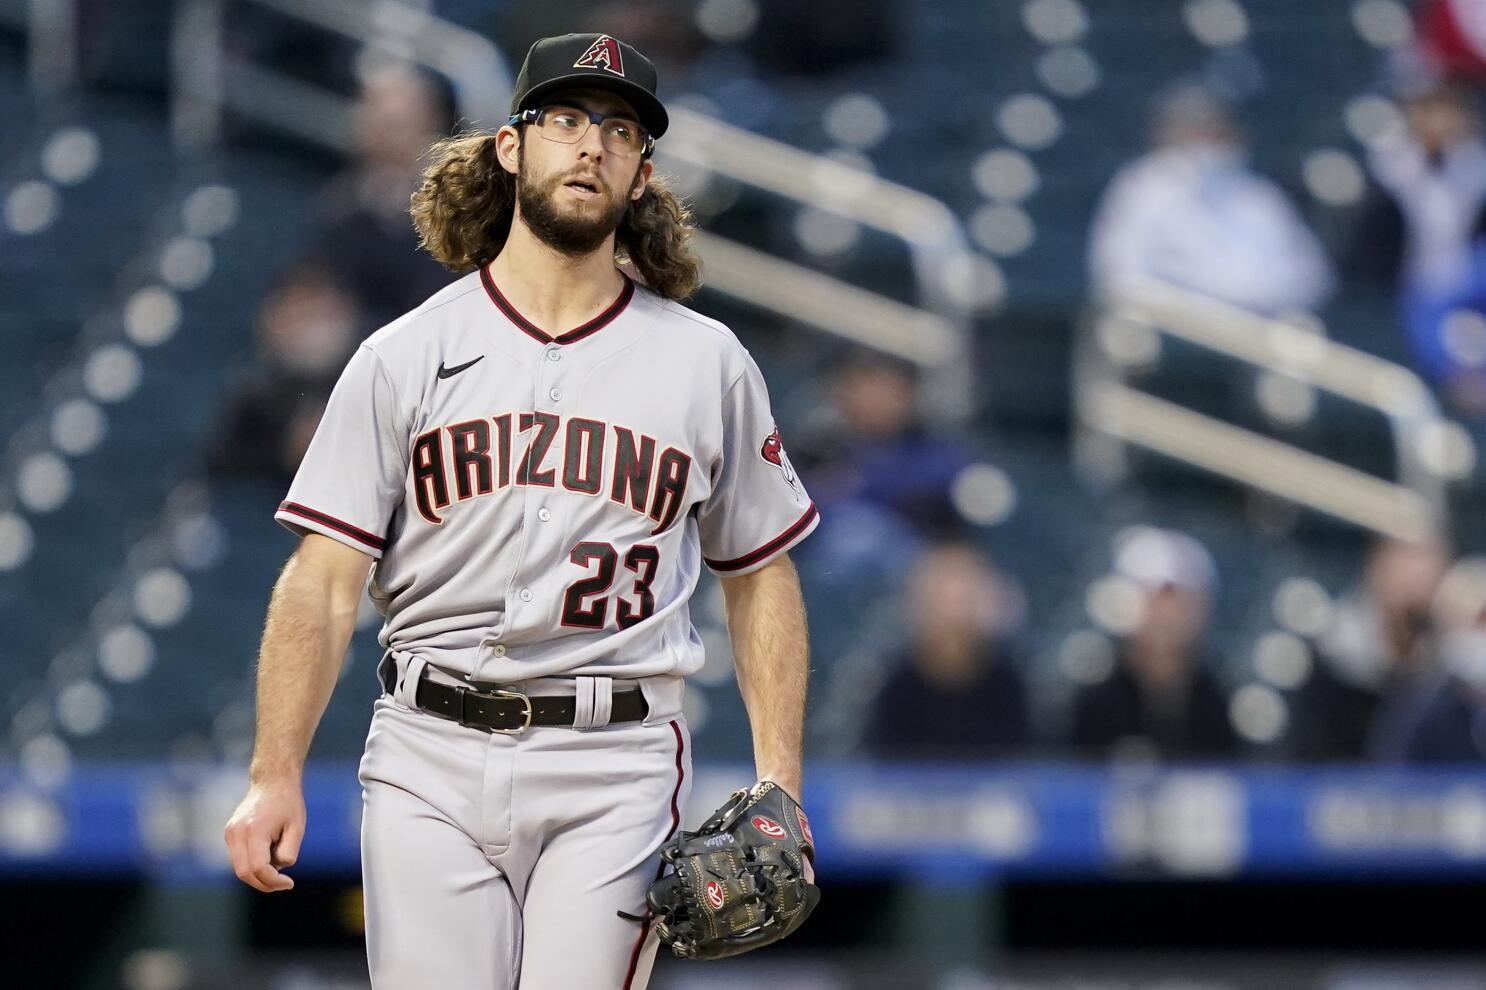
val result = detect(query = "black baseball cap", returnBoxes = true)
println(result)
[509,33,669,141]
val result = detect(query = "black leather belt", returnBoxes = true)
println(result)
[398,665,647,733]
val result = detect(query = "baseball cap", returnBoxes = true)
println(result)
[1113,526,1218,595]
[509,33,669,141]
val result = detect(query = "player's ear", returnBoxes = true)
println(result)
[630,159,653,202]
[495,125,521,176]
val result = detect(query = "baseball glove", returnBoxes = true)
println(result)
[643,780,820,960]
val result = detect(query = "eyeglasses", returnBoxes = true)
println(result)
[508,105,654,157]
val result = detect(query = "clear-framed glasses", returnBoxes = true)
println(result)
[509,105,654,157]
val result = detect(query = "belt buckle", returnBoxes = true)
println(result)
[464,686,533,734]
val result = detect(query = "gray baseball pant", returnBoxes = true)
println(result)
[357,690,691,989]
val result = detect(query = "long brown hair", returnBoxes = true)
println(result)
[409,132,703,301]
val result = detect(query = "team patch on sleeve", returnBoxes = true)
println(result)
[759,426,803,497]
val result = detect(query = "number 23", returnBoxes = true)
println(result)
[560,542,659,630]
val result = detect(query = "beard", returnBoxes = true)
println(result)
[516,155,637,257]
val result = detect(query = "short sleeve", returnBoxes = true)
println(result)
[696,354,819,576]
[274,345,408,558]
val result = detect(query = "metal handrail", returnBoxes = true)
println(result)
[691,230,958,366]
[167,0,978,423]
[657,108,976,419]
[171,0,511,149]
[1074,277,1472,541]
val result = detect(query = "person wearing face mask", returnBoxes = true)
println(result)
[1287,537,1449,761]
[1383,558,1486,763]
[1087,84,1334,315]
[207,263,362,483]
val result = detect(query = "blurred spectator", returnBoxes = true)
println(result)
[1287,537,1449,761]
[1413,0,1486,84]
[1416,237,1486,413]
[1386,558,1486,762]
[309,63,460,328]
[1070,529,1238,760]
[860,543,1031,760]
[791,352,981,627]
[1088,85,1334,314]
[208,264,361,484]
[1349,85,1486,294]
[1348,85,1486,405]
[802,353,976,537]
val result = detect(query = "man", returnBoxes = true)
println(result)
[309,63,461,328]
[1088,84,1333,315]
[1070,528,1237,760]
[223,34,819,989]
[861,542,1031,759]
[1388,557,1486,763]
[1288,536,1448,761]
[1348,84,1486,407]
[208,262,361,484]
[808,353,974,536]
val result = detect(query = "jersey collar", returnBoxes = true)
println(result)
[480,265,635,346]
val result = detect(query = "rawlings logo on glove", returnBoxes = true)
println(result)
[642,781,820,960]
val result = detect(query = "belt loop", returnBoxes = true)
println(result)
[395,657,427,709]
[572,676,597,729]
[377,651,395,696]
[591,676,614,729]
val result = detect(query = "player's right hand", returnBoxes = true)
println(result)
[224,779,306,893]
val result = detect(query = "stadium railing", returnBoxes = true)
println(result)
[1073,277,1476,541]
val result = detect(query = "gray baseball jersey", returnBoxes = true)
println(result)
[275,267,818,718]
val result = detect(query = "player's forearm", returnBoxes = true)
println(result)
[248,551,363,784]
[721,555,809,797]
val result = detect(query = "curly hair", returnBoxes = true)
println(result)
[410,132,703,301]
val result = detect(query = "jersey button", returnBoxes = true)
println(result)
[546,349,561,362]
[519,588,534,603]
[492,644,507,658]
[537,507,551,522]
[548,387,562,402]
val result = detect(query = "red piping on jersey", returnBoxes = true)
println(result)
[622,719,685,990]
[665,719,685,829]
[277,501,387,552]
[480,265,634,346]
[704,502,819,573]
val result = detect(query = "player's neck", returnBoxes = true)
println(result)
[489,219,627,332]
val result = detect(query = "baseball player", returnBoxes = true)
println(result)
[223,32,819,990]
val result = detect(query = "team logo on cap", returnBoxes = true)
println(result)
[705,880,726,910]
[752,815,786,838]
[574,35,625,77]
[760,426,803,497]
[796,807,814,846]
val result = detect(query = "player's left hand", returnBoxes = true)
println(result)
[645,780,820,959]
[756,778,814,883]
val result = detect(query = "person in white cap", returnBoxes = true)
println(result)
[1070,527,1237,760]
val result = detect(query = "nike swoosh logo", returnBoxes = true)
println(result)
[437,356,484,380]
